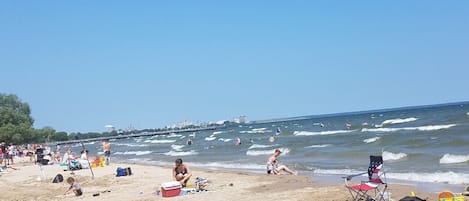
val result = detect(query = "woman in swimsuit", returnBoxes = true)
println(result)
[173,158,192,186]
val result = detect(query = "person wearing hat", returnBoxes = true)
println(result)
[266,149,297,175]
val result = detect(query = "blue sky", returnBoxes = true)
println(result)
[1,1,468,133]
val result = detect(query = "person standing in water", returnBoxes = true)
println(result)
[236,137,241,145]
[269,135,275,143]
[101,140,111,165]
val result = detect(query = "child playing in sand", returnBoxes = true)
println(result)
[64,177,83,196]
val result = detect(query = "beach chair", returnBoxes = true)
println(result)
[344,155,389,201]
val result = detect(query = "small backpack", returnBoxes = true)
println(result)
[52,174,64,183]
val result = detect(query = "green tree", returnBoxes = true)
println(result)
[50,131,68,142]
[0,93,35,144]
[34,126,56,143]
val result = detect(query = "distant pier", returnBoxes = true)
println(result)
[50,126,217,146]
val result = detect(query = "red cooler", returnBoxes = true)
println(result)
[161,181,181,197]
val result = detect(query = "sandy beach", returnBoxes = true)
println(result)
[1,158,460,201]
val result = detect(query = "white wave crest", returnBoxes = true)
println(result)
[163,150,198,156]
[114,143,148,147]
[248,144,276,149]
[305,144,331,148]
[167,133,182,138]
[467,112,469,116]
[190,162,265,170]
[383,151,407,161]
[377,117,418,127]
[218,138,232,142]
[362,124,456,133]
[387,172,469,185]
[363,137,380,143]
[171,144,185,151]
[293,130,354,136]
[205,136,217,141]
[239,130,257,134]
[246,148,290,156]
[145,139,176,144]
[252,128,267,132]
[313,168,363,175]
[439,154,469,164]
[114,151,152,156]
[313,169,469,185]
[212,131,227,135]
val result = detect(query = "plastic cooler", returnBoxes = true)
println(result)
[161,181,181,197]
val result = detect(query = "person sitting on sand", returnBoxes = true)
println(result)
[173,158,192,187]
[53,149,62,163]
[43,153,54,165]
[62,148,74,164]
[64,177,83,196]
[267,149,297,175]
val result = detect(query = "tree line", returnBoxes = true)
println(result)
[0,93,121,144]
[0,93,218,145]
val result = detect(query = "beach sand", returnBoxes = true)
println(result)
[0,158,461,201]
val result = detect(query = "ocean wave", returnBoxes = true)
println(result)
[467,112,469,116]
[218,138,232,142]
[387,172,469,185]
[376,117,418,127]
[166,133,183,138]
[313,168,363,175]
[114,143,148,147]
[163,150,198,156]
[114,151,152,156]
[212,131,227,135]
[362,124,457,133]
[305,144,331,148]
[363,137,380,143]
[144,139,176,144]
[190,162,264,170]
[439,154,469,164]
[248,144,276,149]
[205,136,217,141]
[293,130,354,136]
[383,151,407,161]
[171,144,185,151]
[313,168,469,185]
[246,148,290,156]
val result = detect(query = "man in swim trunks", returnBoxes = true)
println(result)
[266,149,297,175]
[102,140,111,165]
[173,158,192,187]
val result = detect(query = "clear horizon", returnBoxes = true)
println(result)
[1,1,468,133]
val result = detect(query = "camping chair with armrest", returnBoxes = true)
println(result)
[344,155,389,201]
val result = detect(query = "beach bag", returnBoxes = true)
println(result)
[52,174,64,183]
[116,167,132,177]
[116,167,125,177]
[125,167,132,176]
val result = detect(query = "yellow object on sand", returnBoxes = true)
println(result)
[438,191,464,201]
